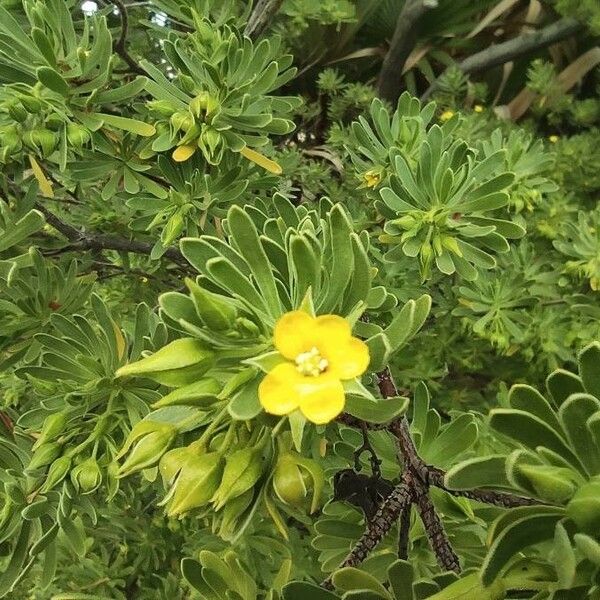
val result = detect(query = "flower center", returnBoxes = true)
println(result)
[295,346,328,377]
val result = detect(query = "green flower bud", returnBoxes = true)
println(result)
[18,94,43,113]
[185,278,237,331]
[117,422,177,477]
[71,458,102,494]
[170,111,194,133]
[147,99,177,117]
[33,411,68,450]
[152,378,221,409]
[0,126,21,161]
[566,476,600,534]
[41,455,71,492]
[159,446,191,486]
[7,101,27,123]
[211,447,263,510]
[197,126,222,164]
[392,215,417,229]
[28,442,61,471]
[516,464,579,504]
[115,338,215,387]
[24,128,57,156]
[45,114,64,131]
[66,123,91,148]
[272,453,324,513]
[189,92,217,119]
[216,488,253,539]
[165,451,223,517]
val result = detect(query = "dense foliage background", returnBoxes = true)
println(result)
[0,0,600,598]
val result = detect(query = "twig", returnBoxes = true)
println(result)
[35,203,187,265]
[244,0,283,39]
[422,17,584,100]
[377,0,438,104]
[110,0,145,76]
[397,503,411,560]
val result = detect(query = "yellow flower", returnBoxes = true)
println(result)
[258,311,370,424]
[439,110,454,122]
[363,169,382,188]
[548,135,559,144]
[474,104,484,113]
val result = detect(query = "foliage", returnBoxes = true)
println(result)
[0,1,599,599]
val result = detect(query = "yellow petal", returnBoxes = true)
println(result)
[322,337,370,380]
[240,146,282,175]
[259,363,301,416]
[28,155,54,198]
[172,144,196,162]
[274,311,317,360]
[298,376,345,424]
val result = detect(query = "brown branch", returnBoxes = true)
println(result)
[421,17,584,100]
[415,492,460,573]
[110,0,145,76]
[35,203,187,265]
[397,503,411,560]
[377,0,438,104]
[244,0,284,39]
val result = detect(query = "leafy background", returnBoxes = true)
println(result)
[0,0,600,598]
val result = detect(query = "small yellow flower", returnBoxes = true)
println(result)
[474,105,484,113]
[258,311,370,424]
[363,169,382,188]
[439,110,454,122]
[548,135,559,144]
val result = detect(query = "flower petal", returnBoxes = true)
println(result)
[298,376,345,424]
[274,311,317,360]
[258,363,301,416]
[322,337,370,380]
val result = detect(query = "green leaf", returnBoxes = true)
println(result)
[345,396,408,424]
[387,560,414,600]
[481,509,564,586]
[228,377,262,420]
[282,582,340,600]
[366,333,391,372]
[93,113,156,136]
[579,341,600,399]
[36,67,70,96]
[332,567,391,598]
[553,521,576,588]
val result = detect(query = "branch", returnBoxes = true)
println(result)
[377,0,438,104]
[35,203,187,265]
[244,0,283,39]
[397,504,411,560]
[422,17,584,100]
[111,0,145,76]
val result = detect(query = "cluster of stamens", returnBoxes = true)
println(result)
[295,346,328,377]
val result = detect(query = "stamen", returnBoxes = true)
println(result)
[295,346,328,377]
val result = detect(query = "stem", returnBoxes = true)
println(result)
[422,17,584,100]
[110,0,145,76]
[244,0,284,39]
[377,0,438,104]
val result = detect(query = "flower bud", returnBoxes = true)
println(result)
[41,455,71,492]
[66,123,91,148]
[159,446,191,486]
[185,278,237,331]
[19,94,43,113]
[115,338,215,387]
[272,453,324,513]
[170,111,194,133]
[393,215,417,230]
[117,422,177,477]
[24,128,57,156]
[7,101,27,123]
[152,377,221,409]
[28,442,62,471]
[197,127,222,163]
[566,476,600,534]
[33,411,68,450]
[45,113,64,131]
[71,457,102,493]
[189,92,217,118]
[211,447,263,510]
[165,451,223,517]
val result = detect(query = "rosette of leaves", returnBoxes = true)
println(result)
[0,1,154,165]
[0,248,94,363]
[127,155,277,258]
[452,243,558,351]
[553,209,600,291]
[377,124,525,281]
[445,341,600,594]
[346,93,443,190]
[143,23,299,165]
[478,129,558,213]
